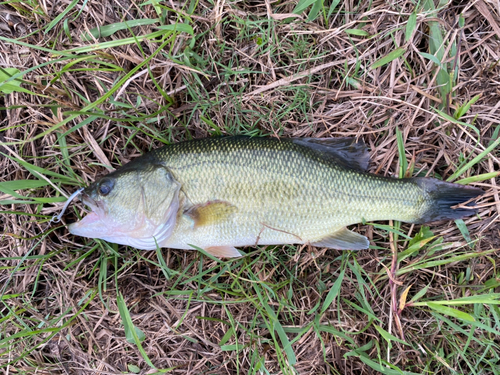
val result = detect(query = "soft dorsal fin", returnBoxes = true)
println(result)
[312,228,369,250]
[292,137,370,172]
[184,200,238,227]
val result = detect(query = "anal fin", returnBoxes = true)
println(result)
[205,246,242,258]
[312,228,369,250]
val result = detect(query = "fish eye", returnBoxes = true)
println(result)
[98,179,114,196]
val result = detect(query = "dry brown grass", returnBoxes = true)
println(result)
[1,0,499,374]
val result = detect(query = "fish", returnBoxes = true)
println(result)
[67,136,484,257]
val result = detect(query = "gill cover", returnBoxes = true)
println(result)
[68,164,181,250]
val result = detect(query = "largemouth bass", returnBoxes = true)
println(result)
[68,137,483,257]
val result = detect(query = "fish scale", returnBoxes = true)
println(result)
[146,138,427,247]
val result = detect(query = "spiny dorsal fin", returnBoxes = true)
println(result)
[184,200,238,227]
[312,228,369,250]
[292,137,370,172]
[205,246,242,258]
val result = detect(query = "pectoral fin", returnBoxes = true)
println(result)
[184,200,238,228]
[205,246,242,258]
[312,228,369,250]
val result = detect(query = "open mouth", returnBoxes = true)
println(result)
[80,191,97,211]
[67,192,107,237]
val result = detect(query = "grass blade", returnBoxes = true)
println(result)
[370,47,405,69]
[293,0,319,14]
[117,293,155,368]
[405,12,417,42]
[426,302,475,322]
[81,19,161,40]
[320,268,344,314]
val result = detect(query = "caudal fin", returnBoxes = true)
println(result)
[413,178,484,224]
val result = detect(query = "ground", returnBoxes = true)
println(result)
[1,0,500,374]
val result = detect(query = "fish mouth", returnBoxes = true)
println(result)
[80,192,99,212]
[67,193,109,238]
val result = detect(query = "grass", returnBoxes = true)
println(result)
[1,0,499,373]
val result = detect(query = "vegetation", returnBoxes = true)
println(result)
[0,0,499,373]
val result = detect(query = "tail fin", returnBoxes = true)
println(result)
[413,178,484,224]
